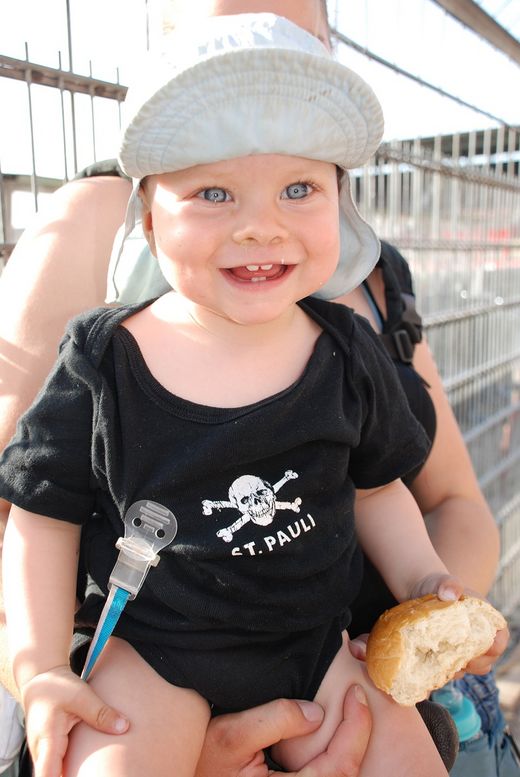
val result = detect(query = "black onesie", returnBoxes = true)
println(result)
[0,296,429,712]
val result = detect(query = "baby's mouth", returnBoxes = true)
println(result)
[227,264,287,282]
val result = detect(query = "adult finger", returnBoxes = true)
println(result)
[456,624,510,677]
[195,698,324,777]
[282,685,372,777]
[349,635,368,661]
[486,625,509,658]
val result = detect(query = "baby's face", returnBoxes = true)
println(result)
[140,154,340,327]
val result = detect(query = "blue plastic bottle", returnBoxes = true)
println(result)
[431,681,482,742]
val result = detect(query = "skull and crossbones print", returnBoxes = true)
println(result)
[202,470,302,542]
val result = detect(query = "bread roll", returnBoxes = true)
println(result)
[365,594,506,706]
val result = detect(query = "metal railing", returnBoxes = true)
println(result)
[357,129,520,615]
[0,51,126,246]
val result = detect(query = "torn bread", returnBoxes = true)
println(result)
[365,594,506,706]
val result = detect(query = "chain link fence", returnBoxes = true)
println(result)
[356,129,520,614]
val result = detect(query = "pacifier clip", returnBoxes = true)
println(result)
[81,500,178,681]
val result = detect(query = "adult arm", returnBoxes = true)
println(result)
[410,339,500,595]
[336,279,500,599]
[0,176,131,462]
[409,341,506,673]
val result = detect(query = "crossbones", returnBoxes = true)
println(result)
[202,470,301,542]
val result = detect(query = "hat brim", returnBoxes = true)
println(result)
[119,47,383,179]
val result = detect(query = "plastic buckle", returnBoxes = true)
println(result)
[109,500,178,599]
[392,329,414,364]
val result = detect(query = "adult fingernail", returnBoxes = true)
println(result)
[354,685,368,706]
[351,638,367,656]
[298,701,324,722]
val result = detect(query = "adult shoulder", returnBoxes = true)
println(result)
[0,175,132,455]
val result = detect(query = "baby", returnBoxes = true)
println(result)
[1,13,464,777]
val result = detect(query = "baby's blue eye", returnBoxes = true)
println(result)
[283,183,311,200]
[199,187,229,202]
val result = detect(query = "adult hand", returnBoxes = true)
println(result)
[195,684,372,777]
[22,665,128,777]
[348,635,368,661]
[429,581,509,678]
[407,576,509,679]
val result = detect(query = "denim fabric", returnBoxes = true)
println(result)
[448,672,520,776]
[450,729,520,776]
[455,672,504,736]
[0,687,23,776]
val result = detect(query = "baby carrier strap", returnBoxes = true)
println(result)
[377,241,423,365]
[74,158,125,180]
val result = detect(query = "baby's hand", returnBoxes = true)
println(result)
[21,665,129,777]
[410,573,465,602]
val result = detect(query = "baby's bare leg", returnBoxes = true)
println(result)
[272,632,449,776]
[64,637,210,777]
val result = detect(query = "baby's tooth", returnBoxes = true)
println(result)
[260,264,273,270]
[246,264,260,271]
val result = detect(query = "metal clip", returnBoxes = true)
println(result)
[109,500,178,599]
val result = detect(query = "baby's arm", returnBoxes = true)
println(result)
[355,479,463,602]
[3,506,128,777]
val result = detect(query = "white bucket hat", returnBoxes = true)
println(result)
[114,13,384,301]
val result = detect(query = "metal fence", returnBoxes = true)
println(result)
[1,42,520,616]
[357,128,520,615]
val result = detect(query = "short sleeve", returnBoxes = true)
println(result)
[0,330,98,523]
[347,314,431,488]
